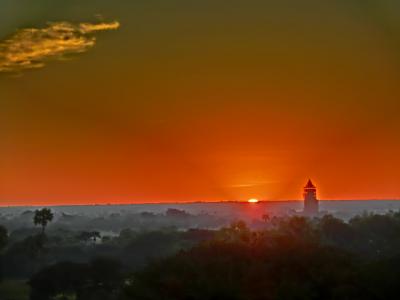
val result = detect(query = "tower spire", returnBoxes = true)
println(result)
[305,179,315,189]
[303,179,318,215]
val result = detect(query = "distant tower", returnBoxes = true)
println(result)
[303,179,319,215]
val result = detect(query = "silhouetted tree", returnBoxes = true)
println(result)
[0,225,7,283]
[319,214,354,247]
[33,208,54,235]
[88,257,123,296]
[29,258,123,300]
[0,225,7,252]
[217,220,251,243]
[262,213,270,222]
[29,261,89,300]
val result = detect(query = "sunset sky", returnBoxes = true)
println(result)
[1,0,400,205]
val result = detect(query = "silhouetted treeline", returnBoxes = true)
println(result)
[30,257,123,300]
[0,208,226,233]
[1,227,214,279]
[4,211,400,299]
[123,219,400,300]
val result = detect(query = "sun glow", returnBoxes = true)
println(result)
[248,198,259,203]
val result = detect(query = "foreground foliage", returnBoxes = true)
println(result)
[4,212,400,299]
[0,280,30,300]
[122,217,400,300]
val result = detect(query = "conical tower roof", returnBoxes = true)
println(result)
[305,179,316,189]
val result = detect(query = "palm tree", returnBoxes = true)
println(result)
[33,208,54,235]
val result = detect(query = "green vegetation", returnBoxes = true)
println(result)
[4,210,400,299]
[0,280,30,300]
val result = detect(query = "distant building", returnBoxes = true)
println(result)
[303,179,319,215]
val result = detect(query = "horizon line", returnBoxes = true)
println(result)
[2,198,400,208]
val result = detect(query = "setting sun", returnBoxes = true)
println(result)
[248,198,259,203]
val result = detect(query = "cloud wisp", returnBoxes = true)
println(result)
[229,180,280,188]
[0,21,120,73]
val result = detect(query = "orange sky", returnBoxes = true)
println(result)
[1,1,400,205]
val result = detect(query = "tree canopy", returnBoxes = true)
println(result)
[33,208,54,234]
